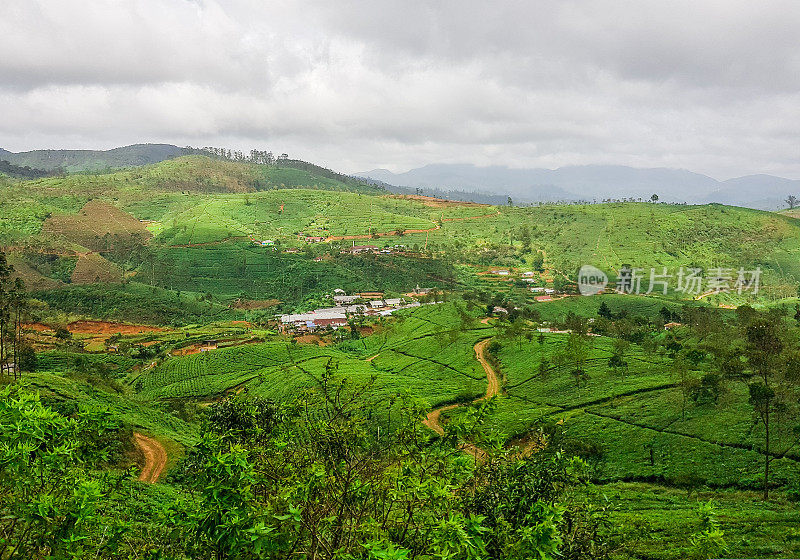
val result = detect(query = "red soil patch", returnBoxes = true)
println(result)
[385,194,488,208]
[134,433,167,484]
[171,346,202,356]
[67,320,163,335]
[23,322,54,332]
[295,334,330,346]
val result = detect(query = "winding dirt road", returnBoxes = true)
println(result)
[423,337,501,457]
[134,432,168,483]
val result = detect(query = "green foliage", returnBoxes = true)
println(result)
[147,246,455,307]
[688,501,727,560]
[170,375,594,560]
[34,282,239,325]
[466,451,593,559]
[0,385,125,559]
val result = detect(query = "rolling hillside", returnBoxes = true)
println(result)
[0,143,187,172]
[3,153,800,321]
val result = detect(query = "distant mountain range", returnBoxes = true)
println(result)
[0,143,186,173]
[357,164,800,210]
[3,143,799,210]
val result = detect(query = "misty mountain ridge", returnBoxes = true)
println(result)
[3,143,798,210]
[0,143,186,172]
[357,163,800,210]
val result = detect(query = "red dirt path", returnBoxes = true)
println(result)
[134,433,167,483]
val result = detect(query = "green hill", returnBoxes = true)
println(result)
[0,143,186,172]
[3,152,800,321]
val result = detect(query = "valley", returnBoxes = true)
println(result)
[2,152,800,559]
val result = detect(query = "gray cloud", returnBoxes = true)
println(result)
[1,0,799,179]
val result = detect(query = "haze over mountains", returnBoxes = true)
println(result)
[0,143,186,173]
[359,164,800,210]
[1,143,798,210]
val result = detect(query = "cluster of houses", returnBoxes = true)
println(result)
[249,237,406,256]
[279,289,423,332]
[487,269,558,296]
[344,244,405,255]
[491,270,540,280]
[530,287,556,295]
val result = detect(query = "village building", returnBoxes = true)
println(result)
[333,294,360,305]
[349,245,378,254]
[280,310,348,331]
[305,236,325,243]
[342,304,367,314]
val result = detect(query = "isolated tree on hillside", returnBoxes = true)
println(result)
[650,194,659,203]
[740,315,800,500]
[0,253,28,380]
[786,194,798,209]
[554,323,591,387]
[597,301,613,320]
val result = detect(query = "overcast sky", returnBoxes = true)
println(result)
[1,0,799,178]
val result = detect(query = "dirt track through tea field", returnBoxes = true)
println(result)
[134,433,167,483]
[423,336,500,458]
